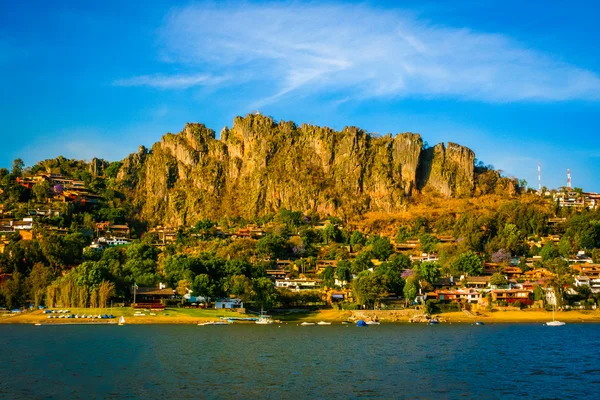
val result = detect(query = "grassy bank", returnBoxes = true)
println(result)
[0,307,246,325]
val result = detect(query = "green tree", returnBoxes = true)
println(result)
[322,222,341,244]
[32,180,51,203]
[335,260,352,285]
[252,277,278,310]
[419,233,439,255]
[321,266,335,288]
[193,274,217,302]
[539,242,559,261]
[26,263,53,306]
[592,248,600,264]
[98,280,115,309]
[451,251,482,276]
[415,261,441,284]
[2,271,26,309]
[489,272,508,287]
[256,234,287,259]
[225,274,253,302]
[368,235,394,261]
[351,271,389,308]
[11,158,24,178]
[396,226,411,244]
[349,231,366,251]
[176,279,193,304]
[351,251,373,274]
[403,276,418,305]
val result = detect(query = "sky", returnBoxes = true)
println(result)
[1,0,599,191]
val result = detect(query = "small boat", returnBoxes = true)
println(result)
[301,322,316,326]
[118,316,125,326]
[546,304,565,326]
[317,321,331,326]
[475,321,484,326]
[428,319,439,325]
[356,320,368,327]
[198,321,229,326]
[256,309,274,325]
[366,321,380,325]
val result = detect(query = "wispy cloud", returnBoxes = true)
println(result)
[113,73,227,89]
[151,2,600,104]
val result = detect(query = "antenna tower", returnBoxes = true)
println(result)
[538,162,541,193]
[567,169,572,189]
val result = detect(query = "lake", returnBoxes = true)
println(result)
[1,323,599,399]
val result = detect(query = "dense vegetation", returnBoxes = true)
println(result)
[1,127,599,312]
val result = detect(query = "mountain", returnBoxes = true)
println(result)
[115,114,476,226]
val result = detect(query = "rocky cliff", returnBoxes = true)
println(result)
[116,114,475,225]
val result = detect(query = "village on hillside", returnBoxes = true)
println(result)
[1,165,600,320]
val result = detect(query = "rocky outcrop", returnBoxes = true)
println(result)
[417,142,475,197]
[116,114,475,225]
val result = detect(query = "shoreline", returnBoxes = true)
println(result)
[2,308,600,325]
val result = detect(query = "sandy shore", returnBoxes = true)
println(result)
[3,308,600,325]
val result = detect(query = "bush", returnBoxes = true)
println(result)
[513,300,522,309]
[341,302,359,310]
[438,303,461,313]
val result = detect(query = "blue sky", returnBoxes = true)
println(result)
[1,0,599,191]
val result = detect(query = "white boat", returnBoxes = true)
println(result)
[301,322,316,326]
[118,316,125,326]
[199,321,229,326]
[546,305,565,326]
[317,321,331,325]
[255,309,274,325]
[366,321,380,325]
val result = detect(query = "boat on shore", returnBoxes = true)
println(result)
[199,321,229,326]
[366,321,380,325]
[301,322,315,326]
[118,316,125,326]
[255,309,274,325]
[317,321,331,326]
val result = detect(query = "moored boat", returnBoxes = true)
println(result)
[317,321,331,325]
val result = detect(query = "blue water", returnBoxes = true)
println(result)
[1,323,599,399]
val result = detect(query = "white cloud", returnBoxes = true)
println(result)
[113,73,227,89]
[151,2,600,104]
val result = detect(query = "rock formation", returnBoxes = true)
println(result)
[115,114,475,226]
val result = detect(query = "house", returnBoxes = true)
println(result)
[490,289,533,305]
[132,285,173,308]
[523,268,555,280]
[12,218,33,230]
[574,276,590,287]
[214,298,243,309]
[316,259,337,273]
[463,276,491,289]
[410,253,439,263]
[275,259,294,270]
[429,289,482,304]
[109,224,131,238]
[275,278,321,291]
[99,237,131,246]
[266,269,288,280]
[572,264,600,279]
[502,266,523,279]
[433,276,459,290]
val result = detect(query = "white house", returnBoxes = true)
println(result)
[214,298,243,309]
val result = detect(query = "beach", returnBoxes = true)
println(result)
[3,307,600,325]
